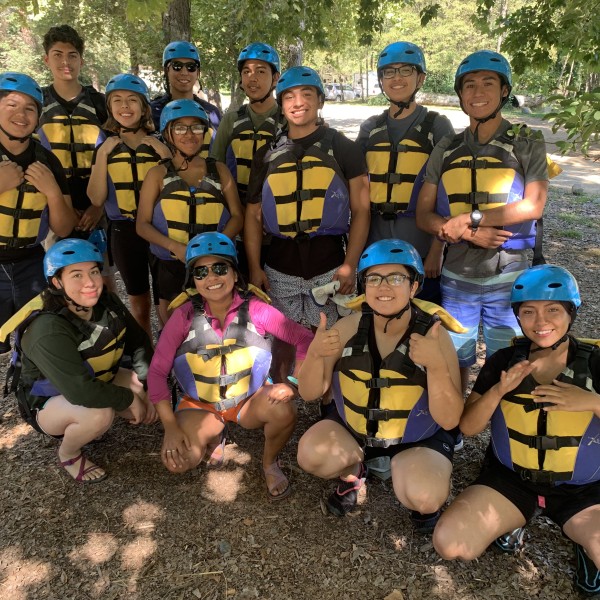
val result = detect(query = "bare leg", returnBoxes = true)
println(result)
[460,366,470,395]
[238,386,298,496]
[37,396,114,481]
[433,484,526,561]
[564,504,600,569]
[269,338,295,383]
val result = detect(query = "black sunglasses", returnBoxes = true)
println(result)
[170,61,199,72]
[192,263,229,280]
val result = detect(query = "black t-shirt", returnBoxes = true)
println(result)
[473,338,600,395]
[247,126,367,278]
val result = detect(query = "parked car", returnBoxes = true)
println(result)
[324,83,360,102]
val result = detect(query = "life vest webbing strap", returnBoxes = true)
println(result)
[197,344,243,360]
[508,428,581,450]
[0,205,44,219]
[370,202,410,217]
[344,397,411,421]
[194,367,252,387]
[273,188,328,204]
[369,172,418,185]
[278,219,322,234]
[0,235,38,248]
[166,221,218,234]
[363,435,403,448]
[213,393,249,411]
[513,464,573,484]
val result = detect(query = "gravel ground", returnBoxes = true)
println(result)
[0,114,599,600]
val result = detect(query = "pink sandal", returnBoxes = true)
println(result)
[262,458,291,502]
[58,452,107,484]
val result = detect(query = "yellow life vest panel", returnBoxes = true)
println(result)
[365,110,437,219]
[261,128,350,239]
[37,86,106,180]
[0,141,51,249]
[172,294,272,410]
[332,305,438,447]
[491,337,600,485]
[229,105,280,201]
[105,141,162,221]
[150,158,229,260]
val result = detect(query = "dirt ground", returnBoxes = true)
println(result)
[0,115,599,600]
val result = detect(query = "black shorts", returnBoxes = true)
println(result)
[475,450,600,529]
[325,409,456,463]
[109,220,156,297]
[156,258,187,301]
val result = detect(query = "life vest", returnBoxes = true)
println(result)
[435,127,540,251]
[150,157,229,260]
[365,111,437,220]
[332,305,438,447]
[105,141,162,221]
[37,86,107,179]
[3,292,128,402]
[261,128,350,239]
[172,293,272,410]
[229,105,280,199]
[490,337,600,485]
[0,141,51,249]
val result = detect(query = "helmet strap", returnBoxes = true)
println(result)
[383,84,419,119]
[0,123,31,143]
[51,281,92,314]
[372,302,411,334]
[529,333,569,354]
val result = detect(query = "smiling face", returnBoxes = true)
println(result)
[0,91,39,140]
[192,255,237,303]
[380,63,425,105]
[166,59,199,97]
[459,70,508,120]
[108,91,143,129]
[44,41,83,83]
[53,261,103,314]
[166,116,205,155]
[280,85,322,130]
[364,263,418,315]
[517,300,572,349]
[240,59,278,102]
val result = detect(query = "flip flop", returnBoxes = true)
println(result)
[58,452,107,484]
[262,458,291,502]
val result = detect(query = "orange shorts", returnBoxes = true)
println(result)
[175,395,248,424]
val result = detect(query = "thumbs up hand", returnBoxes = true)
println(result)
[308,312,342,359]
[408,320,443,368]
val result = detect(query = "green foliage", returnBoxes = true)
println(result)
[545,88,600,156]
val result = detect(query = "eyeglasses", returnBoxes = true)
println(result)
[381,66,416,79]
[192,263,230,280]
[170,61,199,72]
[171,123,205,136]
[364,272,410,287]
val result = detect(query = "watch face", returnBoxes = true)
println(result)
[471,210,483,226]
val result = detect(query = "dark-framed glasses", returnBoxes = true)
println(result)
[170,61,199,72]
[192,263,230,280]
[171,123,205,136]
[381,65,416,79]
[364,272,410,287]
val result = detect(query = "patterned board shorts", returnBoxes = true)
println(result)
[264,265,343,329]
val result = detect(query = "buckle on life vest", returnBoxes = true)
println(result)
[293,189,313,201]
[374,202,398,221]
[367,408,392,421]
[527,435,580,451]
[386,173,404,184]
[365,377,391,389]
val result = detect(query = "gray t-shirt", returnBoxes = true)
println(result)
[357,106,454,257]
[424,119,549,277]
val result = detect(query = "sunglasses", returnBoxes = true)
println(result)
[171,123,205,136]
[381,65,416,79]
[170,61,199,72]
[364,272,410,287]
[192,263,230,280]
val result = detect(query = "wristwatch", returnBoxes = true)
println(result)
[470,209,483,231]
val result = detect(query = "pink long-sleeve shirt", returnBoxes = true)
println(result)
[148,291,314,404]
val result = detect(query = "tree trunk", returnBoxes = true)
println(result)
[162,0,191,43]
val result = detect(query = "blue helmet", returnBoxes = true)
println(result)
[44,239,104,281]
[105,73,150,104]
[160,99,208,134]
[237,42,280,73]
[511,265,581,311]
[163,41,200,66]
[185,232,238,268]
[454,50,512,95]
[358,240,424,290]
[276,66,324,102]
[0,72,43,111]
[377,42,426,74]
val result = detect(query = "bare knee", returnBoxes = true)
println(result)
[297,435,323,475]
[399,484,447,515]
[81,407,114,435]
[433,518,483,562]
